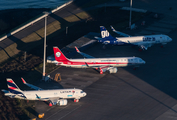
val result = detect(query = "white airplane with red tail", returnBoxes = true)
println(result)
[52,46,145,74]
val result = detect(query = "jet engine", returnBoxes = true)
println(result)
[57,99,68,106]
[109,68,118,73]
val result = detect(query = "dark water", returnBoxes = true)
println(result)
[0,0,71,10]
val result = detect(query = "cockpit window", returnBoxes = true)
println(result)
[81,91,84,93]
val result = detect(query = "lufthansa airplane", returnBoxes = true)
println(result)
[2,78,86,106]
[51,46,145,74]
[96,26,172,50]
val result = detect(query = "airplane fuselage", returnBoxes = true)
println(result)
[56,57,145,68]
[99,34,172,46]
[8,89,86,101]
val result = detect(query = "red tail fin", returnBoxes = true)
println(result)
[53,47,68,62]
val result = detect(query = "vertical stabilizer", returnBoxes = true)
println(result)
[53,47,69,62]
[6,78,24,96]
[100,26,115,40]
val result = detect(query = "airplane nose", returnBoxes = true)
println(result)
[139,59,146,64]
[83,92,87,96]
[168,37,172,42]
[170,38,172,41]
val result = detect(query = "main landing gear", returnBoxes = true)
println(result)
[74,99,79,102]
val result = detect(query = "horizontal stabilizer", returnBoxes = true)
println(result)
[75,46,94,58]
[21,78,43,90]
[110,25,131,37]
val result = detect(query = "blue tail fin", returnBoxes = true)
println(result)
[100,26,115,41]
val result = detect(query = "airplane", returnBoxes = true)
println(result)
[2,78,86,106]
[96,26,172,50]
[50,46,145,74]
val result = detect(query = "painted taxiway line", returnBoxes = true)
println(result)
[45,105,70,120]
[58,105,82,120]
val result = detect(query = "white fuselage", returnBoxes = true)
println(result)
[116,35,172,45]
[57,57,145,68]
[14,89,86,100]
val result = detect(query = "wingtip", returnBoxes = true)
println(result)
[21,77,26,84]
[75,46,80,52]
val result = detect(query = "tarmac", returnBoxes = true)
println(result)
[33,5,177,119]
[1,0,176,119]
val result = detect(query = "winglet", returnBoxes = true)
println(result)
[21,77,26,84]
[110,25,115,31]
[75,46,80,53]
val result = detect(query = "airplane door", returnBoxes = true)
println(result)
[116,60,119,66]
[160,36,165,42]
[133,58,138,64]
[156,36,161,43]
[92,61,96,67]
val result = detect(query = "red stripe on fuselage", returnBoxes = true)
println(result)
[60,60,135,65]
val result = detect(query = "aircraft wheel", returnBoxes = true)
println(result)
[100,70,103,74]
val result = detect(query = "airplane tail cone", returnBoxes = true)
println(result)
[49,103,53,106]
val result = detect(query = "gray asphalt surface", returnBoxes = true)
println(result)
[34,0,177,119]
[2,0,177,119]
[110,0,177,18]
[35,17,177,120]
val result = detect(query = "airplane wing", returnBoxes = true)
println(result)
[99,66,111,72]
[139,44,152,50]
[98,66,117,74]
[110,25,131,37]
[21,78,43,90]
[75,46,95,58]
[127,40,151,50]
[48,97,60,105]
[94,36,102,40]
[134,43,153,50]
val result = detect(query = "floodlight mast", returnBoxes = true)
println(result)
[129,0,132,29]
[42,12,49,80]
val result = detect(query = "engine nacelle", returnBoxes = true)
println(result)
[109,68,118,73]
[57,99,68,106]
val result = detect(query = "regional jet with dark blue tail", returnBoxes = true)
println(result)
[96,26,172,50]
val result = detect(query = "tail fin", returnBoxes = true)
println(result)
[6,78,24,95]
[100,26,115,40]
[53,47,69,62]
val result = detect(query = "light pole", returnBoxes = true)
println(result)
[42,12,49,80]
[129,0,132,29]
